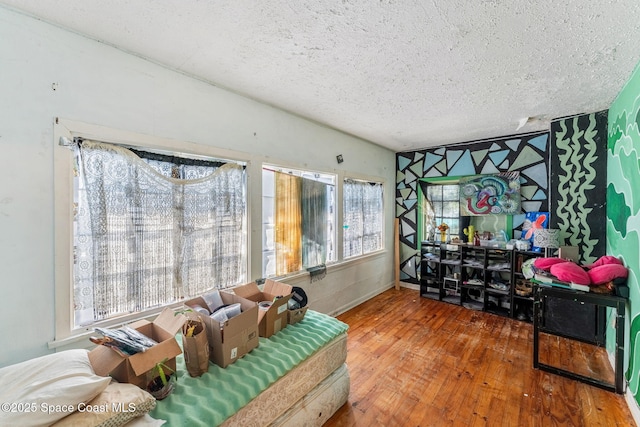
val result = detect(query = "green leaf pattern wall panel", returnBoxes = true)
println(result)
[608,60,640,404]
[396,132,549,283]
[550,111,608,265]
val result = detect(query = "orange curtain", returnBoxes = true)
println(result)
[275,172,302,275]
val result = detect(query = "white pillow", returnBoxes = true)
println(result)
[52,381,156,427]
[0,349,111,427]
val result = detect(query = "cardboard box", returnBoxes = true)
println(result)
[232,279,292,338]
[88,308,186,389]
[288,305,308,325]
[185,292,259,368]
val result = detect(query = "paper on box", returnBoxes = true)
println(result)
[88,308,186,389]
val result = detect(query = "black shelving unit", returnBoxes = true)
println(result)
[419,242,543,319]
[485,248,512,317]
[460,245,486,311]
[419,241,441,300]
[439,244,462,305]
[511,250,542,322]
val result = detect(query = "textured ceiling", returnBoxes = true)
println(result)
[2,0,640,152]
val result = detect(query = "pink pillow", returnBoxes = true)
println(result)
[586,255,623,269]
[550,261,591,285]
[588,264,628,285]
[534,257,567,271]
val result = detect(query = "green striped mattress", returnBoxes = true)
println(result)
[149,310,349,426]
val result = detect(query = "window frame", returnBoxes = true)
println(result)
[52,118,251,348]
[342,177,385,259]
[418,177,461,243]
[418,176,514,246]
[425,184,461,239]
[261,163,337,279]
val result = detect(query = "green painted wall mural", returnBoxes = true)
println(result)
[608,60,640,404]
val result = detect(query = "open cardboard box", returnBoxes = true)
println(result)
[287,285,309,325]
[288,305,308,325]
[88,308,186,389]
[232,279,293,338]
[185,292,259,368]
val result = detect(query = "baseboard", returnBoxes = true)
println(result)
[624,388,640,426]
[607,348,640,426]
[329,281,420,317]
[329,282,395,317]
[400,281,420,291]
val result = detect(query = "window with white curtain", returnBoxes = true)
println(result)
[262,166,335,278]
[73,140,246,327]
[343,179,384,258]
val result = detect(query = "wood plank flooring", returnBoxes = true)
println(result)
[324,287,636,426]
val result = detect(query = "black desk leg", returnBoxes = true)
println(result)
[533,299,539,368]
[616,300,625,394]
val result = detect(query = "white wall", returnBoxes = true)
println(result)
[0,7,396,366]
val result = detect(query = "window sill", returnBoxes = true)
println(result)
[268,249,389,281]
[330,249,389,272]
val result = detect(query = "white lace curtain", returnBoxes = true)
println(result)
[73,140,246,327]
[343,179,384,258]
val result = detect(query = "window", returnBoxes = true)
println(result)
[422,184,460,240]
[343,179,384,258]
[262,166,335,278]
[73,140,246,327]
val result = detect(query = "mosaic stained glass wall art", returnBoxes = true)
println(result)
[396,131,549,283]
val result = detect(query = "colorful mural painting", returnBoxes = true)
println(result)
[522,211,549,252]
[551,111,608,265]
[396,132,549,283]
[459,172,521,216]
[608,61,640,406]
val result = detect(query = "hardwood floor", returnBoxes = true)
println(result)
[324,287,636,426]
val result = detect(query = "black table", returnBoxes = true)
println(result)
[533,284,626,394]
